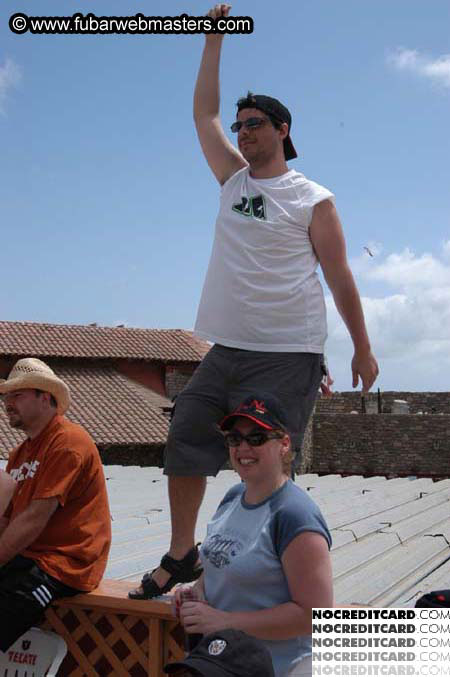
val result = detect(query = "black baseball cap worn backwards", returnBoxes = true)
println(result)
[220,393,288,432]
[164,628,275,677]
[236,92,298,161]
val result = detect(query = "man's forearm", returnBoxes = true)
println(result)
[328,266,371,353]
[0,470,17,517]
[0,517,8,538]
[193,39,223,121]
[0,513,43,564]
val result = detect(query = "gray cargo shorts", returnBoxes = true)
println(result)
[164,344,323,476]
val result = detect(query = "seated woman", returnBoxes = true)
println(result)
[173,393,333,677]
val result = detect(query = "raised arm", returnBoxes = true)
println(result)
[309,199,379,392]
[194,4,247,185]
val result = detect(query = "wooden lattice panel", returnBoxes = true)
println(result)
[42,580,185,676]
[163,621,185,666]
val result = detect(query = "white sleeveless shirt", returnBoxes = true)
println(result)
[194,167,334,352]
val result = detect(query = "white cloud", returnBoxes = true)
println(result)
[443,240,450,260]
[388,48,450,89]
[0,57,21,114]
[366,248,450,290]
[325,247,450,391]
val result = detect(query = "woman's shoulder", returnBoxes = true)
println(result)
[270,479,319,513]
[217,482,245,509]
[269,481,332,553]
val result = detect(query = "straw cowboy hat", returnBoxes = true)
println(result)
[0,358,70,415]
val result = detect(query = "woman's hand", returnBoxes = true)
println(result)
[172,583,206,619]
[180,601,231,635]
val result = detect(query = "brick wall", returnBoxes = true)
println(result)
[313,413,450,478]
[116,361,166,396]
[316,391,450,414]
[165,365,197,401]
[297,414,314,474]
[99,444,163,467]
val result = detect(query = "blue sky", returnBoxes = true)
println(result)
[1,0,449,392]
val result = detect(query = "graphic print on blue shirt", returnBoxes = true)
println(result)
[202,532,244,569]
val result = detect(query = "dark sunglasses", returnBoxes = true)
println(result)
[222,429,284,448]
[230,117,269,133]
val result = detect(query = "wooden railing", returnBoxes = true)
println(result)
[43,580,185,676]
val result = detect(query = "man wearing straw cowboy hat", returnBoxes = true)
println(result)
[0,357,111,652]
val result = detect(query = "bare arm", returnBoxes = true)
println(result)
[0,470,17,518]
[0,497,58,565]
[180,532,333,640]
[227,532,333,639]
[309,199,379,392]
[194,4,247,185]
[188,574,205,600]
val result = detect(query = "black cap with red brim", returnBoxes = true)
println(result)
[220,393,288,431]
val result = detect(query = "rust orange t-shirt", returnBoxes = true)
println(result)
[6,415,111,591]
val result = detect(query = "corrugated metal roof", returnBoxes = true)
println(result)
[1,462,448,607]
[103,468,450,606]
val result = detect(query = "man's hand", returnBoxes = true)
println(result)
[206,3,232,43]
[352,350,379,393]
[320,370,334,398]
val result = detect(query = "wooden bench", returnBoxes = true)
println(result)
[43,580,185,676]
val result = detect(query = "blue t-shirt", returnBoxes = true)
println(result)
[200,480,332,677]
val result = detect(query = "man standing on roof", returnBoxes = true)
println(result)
[0,358,111,652]
[130,3,378,599]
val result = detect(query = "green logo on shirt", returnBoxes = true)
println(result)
[232,195,266,220]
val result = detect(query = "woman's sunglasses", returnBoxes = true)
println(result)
[222,429,284,448]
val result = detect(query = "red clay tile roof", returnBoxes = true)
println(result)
[0,365,172,459]
[0,322,210,363]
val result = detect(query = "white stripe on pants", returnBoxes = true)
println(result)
[287,655,312,676]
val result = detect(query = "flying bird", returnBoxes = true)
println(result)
[363,246,374,257]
